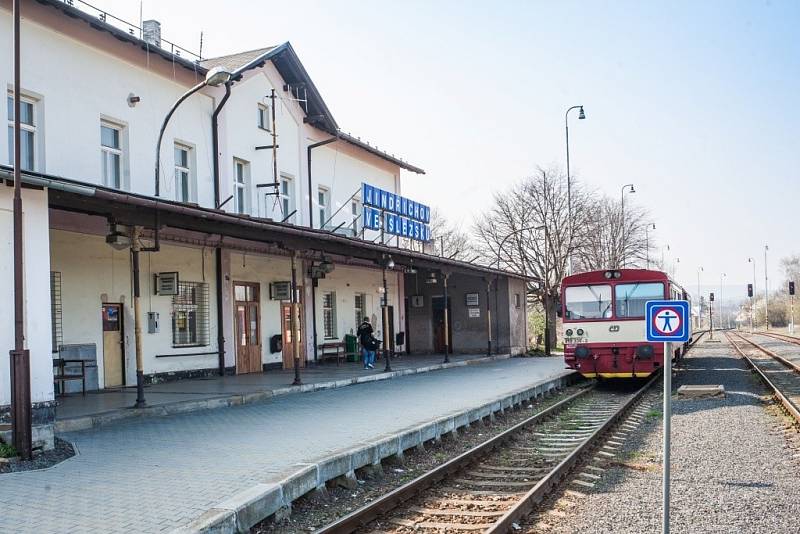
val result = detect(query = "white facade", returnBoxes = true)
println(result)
[0,0,420,408]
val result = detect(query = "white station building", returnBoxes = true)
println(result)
[0,0,529,443]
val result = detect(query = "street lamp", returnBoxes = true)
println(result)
[764,245,770,330]
[565,105,585,275]
[748,257,756,331]
[697,266,703,327]
[381,254,394,372]
[645,223,656,269]
[720,272,726,330]
[155,65,232,197]
[620,184,635,267]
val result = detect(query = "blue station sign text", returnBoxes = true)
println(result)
[362,183,432,242]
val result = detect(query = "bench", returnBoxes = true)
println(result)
[318,342,346,366]
[53,358,86,396]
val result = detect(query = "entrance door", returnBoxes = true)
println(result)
[102,303,124,387]
[281,301,305,369]
[432,297,452,354]
[234,283,262,374]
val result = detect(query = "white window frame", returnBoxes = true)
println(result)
[233,158,250,214]
[323,291,338,339]
[318,186,330,229]
[7,92,38,171]
[257,103,270,131]
[351,199,361,236]
[174,142,192,203]
[100,120,124,189]
[354,293,366,328]
[279,174,295,223]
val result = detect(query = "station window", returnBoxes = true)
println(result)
[318,187,330,229]
[323,291,337,339]
[233,158,250,214]
[172,281,210,347]
[101,121,124,189]
[514,293,521,308]
[351,200,361,236]
[354,293,366,326]
[280,175,295,222]
[174,143,192,202]
[257,103,270,131]
[7,93,37,171]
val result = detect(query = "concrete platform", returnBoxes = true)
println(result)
[55,353,514,433]
[0,356,571,534]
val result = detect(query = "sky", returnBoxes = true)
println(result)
[87,0,799,302]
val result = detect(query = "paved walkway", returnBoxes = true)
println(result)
[1,356,567,533]
[56,353,507,425]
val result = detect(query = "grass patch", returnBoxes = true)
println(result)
[646,409,662,419]
[0,440,18,458]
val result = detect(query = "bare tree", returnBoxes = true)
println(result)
[575,198,650,271]
[473,167,591,347]
[428,208,474,261]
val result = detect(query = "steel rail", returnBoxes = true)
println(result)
[486,372,659,534]
[731,331,800,373]
[316,380,590,534]
[755,330,800,350]
[726,332,800,423]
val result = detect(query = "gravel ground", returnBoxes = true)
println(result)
[525,336,800,534]
[0,438,75,474]
[254,383,586,533]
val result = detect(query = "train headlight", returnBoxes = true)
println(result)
[575,346,591,359]
[566,329,574,336]
[576,328,584,336]
[636,345,654,359]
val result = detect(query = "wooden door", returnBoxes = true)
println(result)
[432,297,452,354]
[102,303,124,387]
[234,283,262,374]
[281,301,305,369]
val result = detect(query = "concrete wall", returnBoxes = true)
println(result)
[50,229,220,386]
[404,270,527,355]
[0,187,53,406]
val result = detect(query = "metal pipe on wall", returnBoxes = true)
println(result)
[443,273,450,363]
[131,226,146,408]
[291,251,302,385]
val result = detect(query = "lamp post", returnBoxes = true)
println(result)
[645,223,656,269]
[129,65,233,408]
[620,184,635,267]
[697,266,703,328]
[565,105,585,275]
[748,257,756,331]
[155,66,232,197]
[10,0,32,460]
[720,273,726,330]
[381,255,394,372]
[764,245,770,330]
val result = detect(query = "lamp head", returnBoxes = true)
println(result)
[578,106,586,120]
[629,185,636,193]
[205,66,232,87]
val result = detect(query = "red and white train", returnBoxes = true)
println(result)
[561,269,693,379]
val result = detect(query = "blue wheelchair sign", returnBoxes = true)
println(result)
[646,300,690,342]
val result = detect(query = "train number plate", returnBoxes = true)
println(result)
[564,337,588,344]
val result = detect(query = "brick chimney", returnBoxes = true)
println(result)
[142,19,161,48]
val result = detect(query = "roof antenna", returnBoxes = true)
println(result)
[199,31,204,61]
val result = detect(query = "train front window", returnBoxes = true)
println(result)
[564,284,612,320]
[615,282,665,318]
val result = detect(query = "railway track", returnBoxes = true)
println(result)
[317,378,657,534]
[726,331,800,423]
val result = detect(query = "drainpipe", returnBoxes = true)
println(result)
[212,83,232,375]
[306,134,337,364]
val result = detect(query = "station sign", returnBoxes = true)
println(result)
[362,183,432,242]
[645,300,690,342]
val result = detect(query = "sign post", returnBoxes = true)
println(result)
[646,300,690,534]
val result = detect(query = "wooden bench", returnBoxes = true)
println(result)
[53,358,86,396]
[318,342,346,366]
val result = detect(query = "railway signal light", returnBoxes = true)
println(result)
[790,281,795,296]
[709,292,715,302]
[747,284,753,297]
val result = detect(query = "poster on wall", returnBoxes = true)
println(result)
[468,307,480,318]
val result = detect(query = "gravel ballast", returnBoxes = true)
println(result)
[529,335,800,533]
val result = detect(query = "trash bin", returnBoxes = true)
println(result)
[345,334,359,362]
